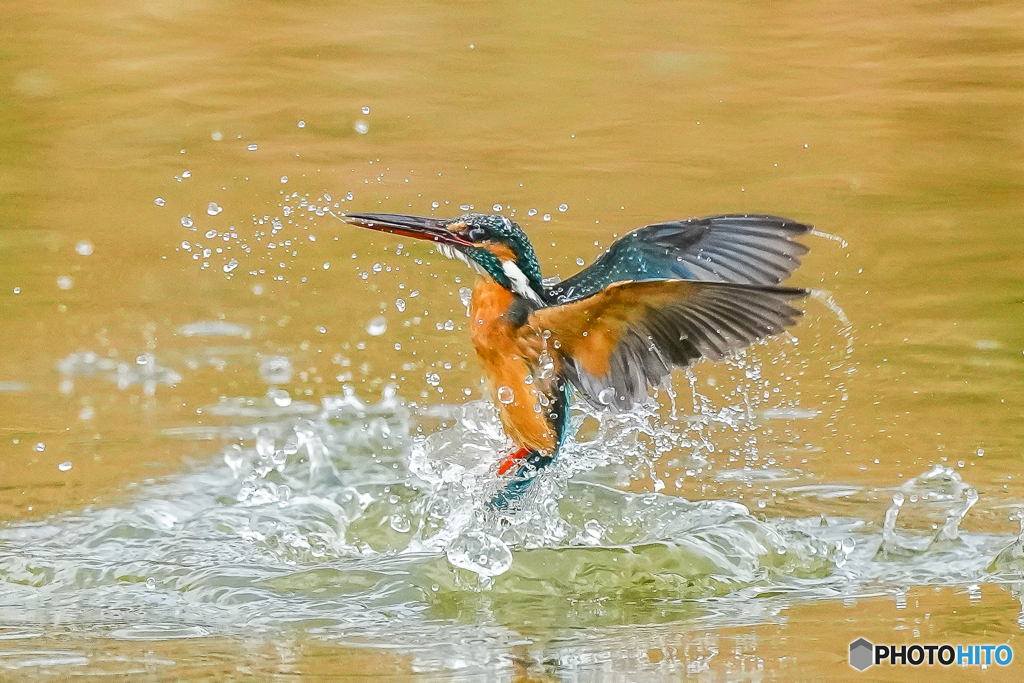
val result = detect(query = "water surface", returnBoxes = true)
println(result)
[1,0,1023,680]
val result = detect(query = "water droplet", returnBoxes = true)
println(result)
[268,388,292,407]
[443,320,454,331]
[75,240,93,256]
[492,203,502,211]
[33,442,45,452]
[598,387,615,405]
[576,257,585,266]
[366,317,387,336]
[247,144,258,151]
[205,229,217,239]
[297,120,306,128]
[155,197,166,206]
[180,216,194,228]
[395,298,406,312]
[280,175,288,184]
[57,461,72,471]
[145,577,156,590]
[354,120,369,134]
[346,192,353,201]
[317,326,327,334]
[372,263,382,273]
[527,208,537,216]
[181,170,191,178]
[558,203,568,212]
[445,531,513,579]
[207,202,222,216]
[277,484,291,503]
[211,131,223,141]
[542,213,551,221]
[13,287,20,294]
[389,514,411,533]
[431,201,439,209]
[426,373,440,386]
[223,259,238,273]
[56,276,73,291]
[497,386,515,404]
[361,106,370,115]
[258,355,292,384]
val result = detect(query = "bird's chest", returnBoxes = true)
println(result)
[468,281,557,452]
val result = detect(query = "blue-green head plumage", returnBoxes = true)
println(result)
[447,213,545,301]
[341,211,545,303]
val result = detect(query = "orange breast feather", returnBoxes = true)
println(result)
[469,279,558,453]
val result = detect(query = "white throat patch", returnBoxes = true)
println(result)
[437,243,485,274]
[502,260,544,304]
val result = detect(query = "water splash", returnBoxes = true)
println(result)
[0,385,1014,660]
[875,465,978,560]
[57,350,181,396]
[809,288,855,362]
[989,512,1024,575]
[809,229,849,249]
[177,321,251,338]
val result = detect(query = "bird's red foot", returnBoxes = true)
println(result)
[497,447,531,476]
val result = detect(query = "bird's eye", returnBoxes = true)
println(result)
[467,227,488,241]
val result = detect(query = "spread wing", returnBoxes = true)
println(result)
[529,279,806,411]
[545,214,810,304]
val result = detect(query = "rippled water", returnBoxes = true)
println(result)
[3,0,1024,679]
[3,373,1023,678]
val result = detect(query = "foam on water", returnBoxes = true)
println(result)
[2,379,1023,669]
[3,306,1022,670]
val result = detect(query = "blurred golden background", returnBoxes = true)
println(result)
[1,0,1022,679]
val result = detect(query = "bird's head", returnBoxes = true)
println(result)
[343,212,544,303]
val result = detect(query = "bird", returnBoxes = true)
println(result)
[343,211,810,506]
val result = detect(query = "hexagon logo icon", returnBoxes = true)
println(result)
[849,638,874,671]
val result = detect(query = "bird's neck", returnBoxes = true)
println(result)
[469,244,544,305]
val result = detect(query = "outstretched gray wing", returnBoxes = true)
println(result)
[545,214,810,304]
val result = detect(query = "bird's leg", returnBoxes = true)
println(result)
[497,446,531,476]
[490,447,556,509]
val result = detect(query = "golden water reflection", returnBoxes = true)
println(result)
[1,0,1023,679]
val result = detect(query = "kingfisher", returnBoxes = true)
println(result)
[343,211,810,506]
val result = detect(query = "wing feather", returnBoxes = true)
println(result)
[530,279,806,410]
[546,214,811,304]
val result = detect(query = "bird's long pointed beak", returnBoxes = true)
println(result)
[342,212,473,248]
